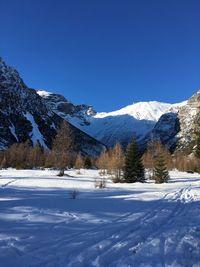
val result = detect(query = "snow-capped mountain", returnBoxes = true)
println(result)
[39,88,200,154]
[79,101,187,147]
[39,89,187,148]
[0,57,105,155]
[1,56,199,155]
[37,90,96,126]
[140,91,200,152]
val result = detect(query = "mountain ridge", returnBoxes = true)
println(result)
[0,57,105,155]
[38,89,189,148]
[1,57,199,155]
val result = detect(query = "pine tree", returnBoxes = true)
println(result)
[153,156,169,183]
[52,121,74,176]
[84,156,92,169]
[143,140,172,178]
[195,134,200,159]
[193,133,200,173]
[124,139,145,183]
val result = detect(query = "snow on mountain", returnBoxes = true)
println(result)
[24,112,48,149]
[140,90,200,153]
[37,90,96,126]
[176,90,200,151]
[81,101,187,147]
[0,57,57,149]
[0,57,105,155]
[1,56,197,154]
[96,101,172,120]
[38,89,187,147]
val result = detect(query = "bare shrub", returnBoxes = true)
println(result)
[94,178,107,189]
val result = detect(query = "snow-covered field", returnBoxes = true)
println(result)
[0,169,199,267]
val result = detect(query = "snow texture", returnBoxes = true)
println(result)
[24,112,47,148]
[9,123,19,142]
[38,89,187,147]
[0,169,199,267]
[77,101,187,146]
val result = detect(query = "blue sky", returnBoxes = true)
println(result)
[0,0,200,111]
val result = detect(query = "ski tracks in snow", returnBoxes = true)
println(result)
[65,185,200,267]
[0,171,200,267]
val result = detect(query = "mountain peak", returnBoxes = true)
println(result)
[0,57,105,155]
[95,100,185,121]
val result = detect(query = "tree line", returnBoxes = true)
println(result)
[0,121,200,183]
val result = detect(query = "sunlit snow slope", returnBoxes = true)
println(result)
[38,90,187,147]
[80,101,187,146]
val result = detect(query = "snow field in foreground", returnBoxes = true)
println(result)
[0,169,199,267]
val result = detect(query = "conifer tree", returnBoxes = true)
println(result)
[124,139,145,183]
[195,134,200,159]
[143,140,172,178]
[84,156,92,169]
[194,133,200,173]
[153,156,169,184]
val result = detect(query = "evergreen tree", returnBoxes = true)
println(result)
[143,140,172,179]
[84,156,92,169]
[153,156,169,184]
[124,139,145,183]
[195,134,200,159]
[194,133,200,173]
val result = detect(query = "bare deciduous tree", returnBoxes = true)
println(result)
[52,121,74,176]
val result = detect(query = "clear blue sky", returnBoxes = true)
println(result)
[0,0,200,111]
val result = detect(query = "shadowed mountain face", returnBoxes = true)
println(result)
[39,89,193,151]
[139,112,181,152]
[39,88,200,154]
[1,57,199,155]
[0,58,105,155]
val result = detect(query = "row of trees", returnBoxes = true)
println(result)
[0,121,200,183]
[0,122,92,174]
[96,140,169,184]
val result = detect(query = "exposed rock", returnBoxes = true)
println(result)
[176,90,200,153]
[0,57,105,155]
[37,90,96,126]
[141,90,200,154]
[140,112,180,152]
[1,56,199,155]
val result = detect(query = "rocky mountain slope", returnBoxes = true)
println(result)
[39,89,190,149]
[39,88,200,154]
[1,57,199,155]
[176,90,200,152]
[140,90,200,153]
[0,57,105,155]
